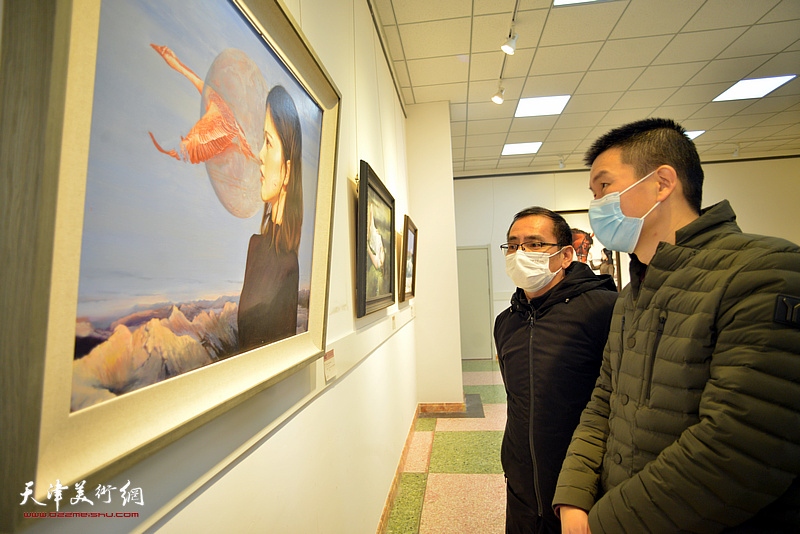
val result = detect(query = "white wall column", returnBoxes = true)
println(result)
[406,101,464,404]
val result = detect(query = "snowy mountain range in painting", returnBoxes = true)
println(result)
[72,291,309,411]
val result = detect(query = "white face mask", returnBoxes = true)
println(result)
[505,248,565,294]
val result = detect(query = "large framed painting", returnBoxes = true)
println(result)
[356,160,396,317]
[1,0,340,525]
[399,215,418,303]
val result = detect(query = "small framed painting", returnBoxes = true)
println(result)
[356,160,395,317]
[399,215,418,302]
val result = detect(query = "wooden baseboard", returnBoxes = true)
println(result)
[418,401,466,414]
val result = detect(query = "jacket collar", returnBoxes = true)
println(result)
[629,200,741,299]
[674,199,741,247]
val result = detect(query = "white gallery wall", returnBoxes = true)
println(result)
[14,0,461,533]
[454,156,800,333]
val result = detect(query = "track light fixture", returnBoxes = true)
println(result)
[733,144,740,158]
[501,28,518,55]
[492,84,505,105]
[559,156,565,169]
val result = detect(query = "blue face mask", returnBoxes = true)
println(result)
[588,170,659,254]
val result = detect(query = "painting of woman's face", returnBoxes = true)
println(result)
[259,105,289,205]
[68,0,325,416]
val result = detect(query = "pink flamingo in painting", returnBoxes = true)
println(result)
[148,44,258,164]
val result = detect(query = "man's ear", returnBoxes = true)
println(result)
[561,245,574,268]
[654,164,678,202]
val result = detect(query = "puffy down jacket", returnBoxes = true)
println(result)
[553,200,800,533]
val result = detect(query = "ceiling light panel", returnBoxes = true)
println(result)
[712,75,797,101]
[554,0,610,5]
[515,95,571,117]
[502,142,543,155]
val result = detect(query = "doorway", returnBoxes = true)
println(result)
[456,246,494,360]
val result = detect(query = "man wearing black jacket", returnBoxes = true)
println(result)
[495,207,617,534]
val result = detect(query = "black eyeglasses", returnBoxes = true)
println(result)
[500,241,560,254]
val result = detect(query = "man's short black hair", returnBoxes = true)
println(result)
[584,118,704,213]
[507,206,572,248]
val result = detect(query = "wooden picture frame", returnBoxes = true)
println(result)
[399,215,418,302]
[356,160,396,317]
[1,0,340,528]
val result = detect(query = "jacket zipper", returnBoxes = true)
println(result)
[644,312,667,402]
[527,312,544,517]
[617,315,625,387]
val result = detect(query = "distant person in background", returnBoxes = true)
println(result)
[570,228,593,263]
[598,248,614,276]
[554,117,800,533]
[495,207,617,534]
[590,248,615,278]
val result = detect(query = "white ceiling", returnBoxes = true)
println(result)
[370,0,800,177]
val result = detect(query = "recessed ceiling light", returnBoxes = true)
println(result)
[502,142,542,156]
[712,75,796,102]
[685,130,705,140]
[515,95,571,117]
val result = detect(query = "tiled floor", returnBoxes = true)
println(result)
[385,359,507,534]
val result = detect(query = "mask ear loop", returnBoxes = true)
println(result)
[641,200,660,219]
[550,245,571,274]
[620,169,661,222]
[619,169,657,196]
[556,245,575,259]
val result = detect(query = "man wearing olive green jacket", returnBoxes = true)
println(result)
[554,118,800,533]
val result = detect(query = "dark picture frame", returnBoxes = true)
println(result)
[1,0,340,525]
[356,160,396,317]
[399,215,418,302]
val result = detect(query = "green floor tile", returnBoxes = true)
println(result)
[429,431,503,474]
[464,385,506,404]
[386,473,427,534]
[415,417,436,431]
[461,359,500,372]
